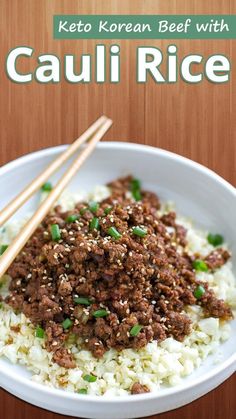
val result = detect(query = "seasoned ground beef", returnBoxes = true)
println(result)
[131,382,150,395]
[5,176,233,368]
[204,248,231,270]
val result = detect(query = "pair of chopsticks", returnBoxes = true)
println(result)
[0,115,112,278]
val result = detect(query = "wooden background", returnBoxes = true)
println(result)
[0,1,235,418]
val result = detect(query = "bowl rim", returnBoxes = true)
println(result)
[0,142,235,197]
[0,141,235,403]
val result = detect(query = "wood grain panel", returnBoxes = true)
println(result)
[0,1,235,418]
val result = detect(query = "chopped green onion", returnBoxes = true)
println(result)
[104,207,113,215]
[66,214,79,223]
[93,309,108,318]
[194,285,205,299]
[132,190,142,201]
[133,226,147,238]
[131,178,142,201]
[35,326,44,338]
[74,296,91,306]
[207,233,224,247]
[41,182,53,192]
[89,201,99,213]
[50,224,61,241]
[78,388,88,394]
[83,374,97,383]
[130,324,142,337]
[108,226,121,240]
[62,318,73,329]
[0,244,8,255]
[80,207,88,215]
[131,178,141,190]
[192,259,208,272]
[89,217,100,230]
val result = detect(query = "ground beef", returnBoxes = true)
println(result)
[165,312,192,341]
[52,348,76,369]
[200,290,232,320]
[204,248,231,270]
[5,175,233,368]
[131,382,150,394]
[161,211,187,246]
[175,225,187,247]
[161,211,176,227]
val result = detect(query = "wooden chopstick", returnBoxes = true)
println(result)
[0,115,107,227]
[0,117,112,278]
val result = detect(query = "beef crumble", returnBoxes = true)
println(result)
[5,176,233,369]
[131,382,150,395]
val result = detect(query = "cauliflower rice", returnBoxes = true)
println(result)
[0,186,235,396]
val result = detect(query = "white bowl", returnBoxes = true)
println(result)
[0,142,235,418]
